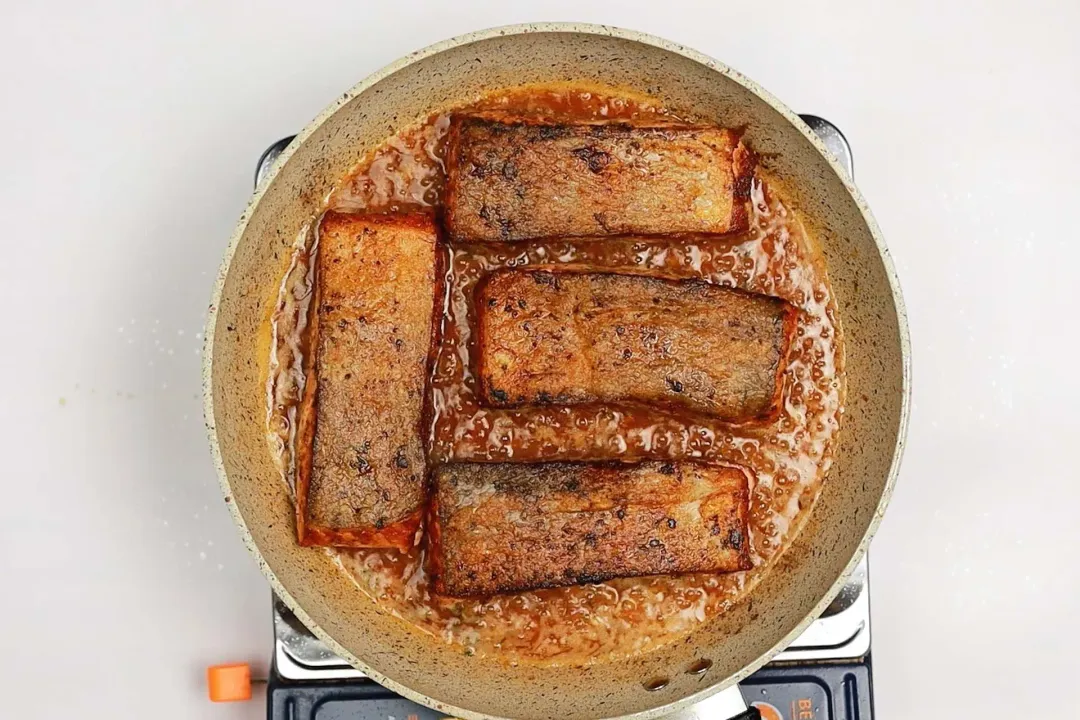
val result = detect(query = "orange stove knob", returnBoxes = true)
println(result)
[207,663,252,702]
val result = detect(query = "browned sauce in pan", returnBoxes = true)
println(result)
[267,84,844,666]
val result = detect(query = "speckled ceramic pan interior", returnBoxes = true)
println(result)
[204,23,910,720]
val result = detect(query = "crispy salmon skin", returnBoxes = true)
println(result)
[444,116,756,242]
[294,211,437,549]
[476,270,798,422]
[430,462,753,596]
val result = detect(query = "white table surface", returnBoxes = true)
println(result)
[2,1,1077,718]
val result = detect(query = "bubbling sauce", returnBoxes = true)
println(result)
[267,85,844,666]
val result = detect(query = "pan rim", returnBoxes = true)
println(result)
[202,21,911,720]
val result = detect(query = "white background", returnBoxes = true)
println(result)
[1,2,1077,718]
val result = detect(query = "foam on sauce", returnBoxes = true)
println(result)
[267,85,844,666]
[266,222,316,492]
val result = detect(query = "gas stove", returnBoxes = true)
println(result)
[255,115,872,720]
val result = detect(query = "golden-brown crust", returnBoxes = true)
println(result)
[293,272,320,545]
[299,508,424,549]
[444,116,756,242]
[475,270,797,422]
[729,141,758,232]
[430,462,753,597]
[294,210,437,550]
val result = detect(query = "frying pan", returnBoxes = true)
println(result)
[203,23,910,720]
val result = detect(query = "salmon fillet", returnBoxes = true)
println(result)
[444,116,756,242]
[430,462,753,596]
[476,271,798,422]
[295,211,438,549]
